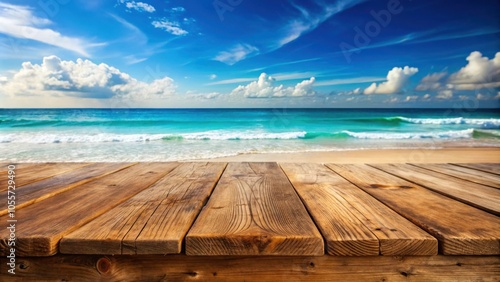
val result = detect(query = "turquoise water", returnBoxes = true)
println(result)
[0,108,499,162]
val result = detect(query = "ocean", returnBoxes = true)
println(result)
[0,108,499,162]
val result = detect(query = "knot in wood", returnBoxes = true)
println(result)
[96,257,112,275]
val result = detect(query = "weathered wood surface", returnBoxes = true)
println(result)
[0,163,89,191]
[453,163,500,175]
[280,163,437,256]
[186,162,324,256]
[411,163,500,189]
[372,163,500,215]
[0,163,134,216]
[1,162,499,259]
[1,255,499,282]
[0,163,178,256]
[60,162,226,255]
[327,164,500,255]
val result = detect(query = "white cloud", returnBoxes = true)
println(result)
[405,95,418,102]
[172,7,186,12]
[423,94,431,100]
[364,66,419,94]
[208,72,317,85]
[0,2,91,57]
[448,51,500,90]
[385,97,399,103]
[214,44,259,65]
[152,20,188,35]
[291,77,316,97]
[231,73,316,98]
[436,89,453,99]
[0,55,176,100]
[186,91,222,100]
[209,74,217,80]
[475,92,499,100]
[476,93,488,100]
[340,87,362,95]
[416,72,447,91]
[120,0,155,13]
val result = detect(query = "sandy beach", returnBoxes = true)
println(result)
[192,148,500,163]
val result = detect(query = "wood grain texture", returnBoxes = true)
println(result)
[186,162,324,256]
[410,163,500,189]
[280,163,437,256]
[0,163,89,191]
[2,254,499,282]
[60,162,226,255]
[0,163,178,256]
[372,163,500,215]
[0,163,134,216]
[327,164,500,255]
[452,163,500,175]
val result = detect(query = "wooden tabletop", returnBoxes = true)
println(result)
[1,162,499,257]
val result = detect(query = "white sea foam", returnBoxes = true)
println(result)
[0,131,308,143]
[342,129,475,139]
[0,133,167,144]
[176,131,307,140]
[398,117,500,128]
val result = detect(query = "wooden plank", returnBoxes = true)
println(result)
[280,163,437,256]
[372,163,500,215]
[0,163,134,216]
[453,163,500,175]
[60,162,226,255]
[0,163,179,256]
[1,254,499,282]
[0,163,89,191]
[411,163,500,189]
[327,164,500,255]
[186,162,324,256]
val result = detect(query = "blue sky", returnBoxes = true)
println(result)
[0,0,499,108]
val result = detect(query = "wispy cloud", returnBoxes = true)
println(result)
[109,13,148,44]
[0,2,91,57]
[315,76,386,86]
[247,57,322,72]
[206,77,256,86]
[273,0,367,50]
[214,43,259,65]
[152,19,188,35]
[337,27,500,55]
[124,55,148,65]
[272,72,319,81]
